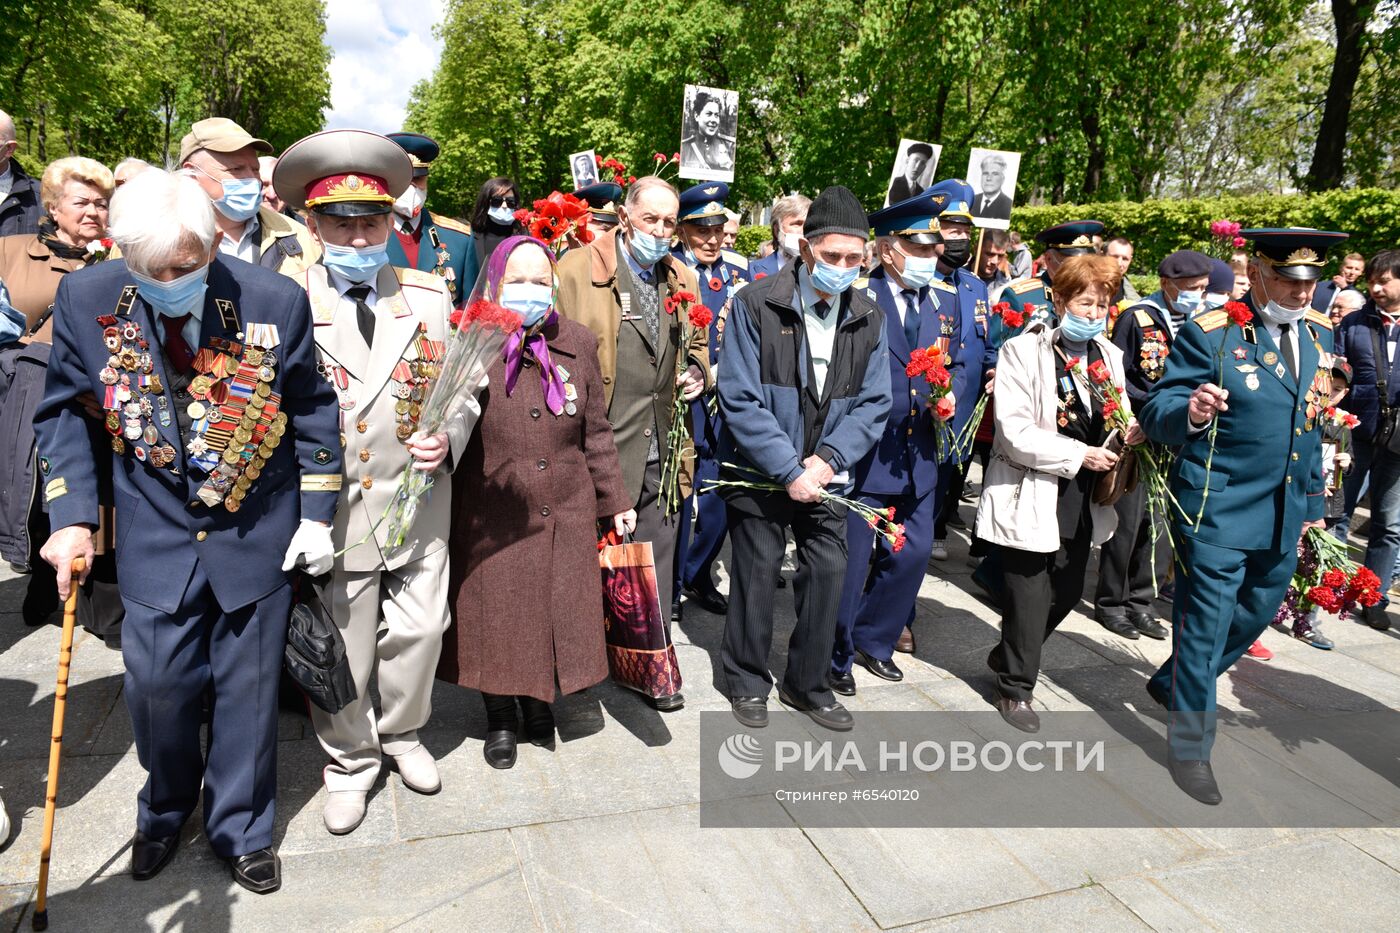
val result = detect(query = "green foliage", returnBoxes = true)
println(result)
[735,224,769,258]
[1010,188,1400,274]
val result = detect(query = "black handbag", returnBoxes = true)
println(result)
[284,573,357,714]
[1367,328,1400,455]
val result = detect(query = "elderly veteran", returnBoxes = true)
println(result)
[977,255,1139,734]
[34,168,342,892]
[273,130,482,834]
[386,132,476,306]
[179,117,320,276]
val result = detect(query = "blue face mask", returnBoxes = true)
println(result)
[322,240,390,284]
[1059,310,1106,342]
[500,282,554,328]
[1173,289,1205,317]
[213,177,262,222]
[131,263,210,320]
[1204,292,1229,311]
[628,227,672,267]
[488,204,517,226]
[810,259,859,296]
[895,247,938,289]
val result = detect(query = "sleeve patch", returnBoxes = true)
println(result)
[301,474,343,491]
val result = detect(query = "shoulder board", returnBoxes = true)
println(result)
[1009,278,1042,295]
[722,249,748,270]
[854,277,869,289]
[1193,309,1229,333]
[1133,308,1155,328]
[1305,308,1333,331]
[932,279,957,294]
[395,267,448,290]
[429,213,472,236]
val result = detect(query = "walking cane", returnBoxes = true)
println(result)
[31,557,84,932]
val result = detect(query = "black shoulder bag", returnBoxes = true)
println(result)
[1368,327,1400,455]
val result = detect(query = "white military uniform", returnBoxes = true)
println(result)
[301,261,481,793]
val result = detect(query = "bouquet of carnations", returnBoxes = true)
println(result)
[906,344,957,460]
[513,191,594,254]
[658,289,712,513]
[380,299,523,548]
[1208,219,1246,259]
[951,300,1023,460]
[1274,527,1382,626]
[1321,405,1360,491]
[703,463,907,551]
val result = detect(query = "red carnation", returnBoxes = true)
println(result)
[1003,309,1025,328]
[654,152,666,163]
[934,396,955,421]
[1225,301,1252,327]
[675,290,697,303]
[890,526,907,553]
[1087,359,1111,384]
[1321,568,1348,589]
[1307,585,1342,613]
[709,277,723,291]
[885,506,896,521]
[688,305,714,330]
[1103,398,1120,418]
[1064,356,1081,372]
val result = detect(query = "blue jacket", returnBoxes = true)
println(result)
[1140,295,1331,552]
[673,246,749,455]
[386,212,478,308]
[748,250,787,282]
[717,262,891,491]
[1336,301,1398,442]
[0,163,43,237]
[940,267,989,449]
[34,257,343,613]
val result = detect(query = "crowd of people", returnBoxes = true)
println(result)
[1,107,1397,891]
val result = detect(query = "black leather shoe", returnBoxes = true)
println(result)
[518,696,556,748]
[855,649,903,682]
[484,729,519,769]
[648,692,685,712]
[829,670,856,696]
[228,847,281,894]
[682,580,728,615]
[670,598,683,623]
[1145,679,1169,709]
[1365,604,1392,631]
[1168,757,1222,805]
[995,696,1041,733]
[778,689,854,731]
[1097,615,1141,640]
[730,696,768,728]
[131,830,180,881]
[1129,612,1169,640]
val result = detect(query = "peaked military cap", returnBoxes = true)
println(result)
[679,181,730,227]
[1240,227,1350,281]
[869,180,967,245]
[574,182,623,223]
[387,132,440,177]
[1035,219,1105,255]
[273,129,413,217]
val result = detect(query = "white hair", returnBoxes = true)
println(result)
[1334,289,1366,310]
[113,157,154,177]
[108,170,217,275]
[624,175,678,209]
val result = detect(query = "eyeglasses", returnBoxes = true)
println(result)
[489,196,518,209]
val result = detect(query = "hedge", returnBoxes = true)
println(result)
[733,188,1400,278]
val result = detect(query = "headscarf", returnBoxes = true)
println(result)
[485,235,568,414]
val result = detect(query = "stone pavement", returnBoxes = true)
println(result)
[1,496,1398,932]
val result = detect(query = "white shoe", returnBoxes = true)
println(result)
[0,794,10,848]
[390,745,441,795]
[931,540,949,561]
[323,790,367,835]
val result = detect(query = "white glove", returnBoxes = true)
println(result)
[282,519,335,576]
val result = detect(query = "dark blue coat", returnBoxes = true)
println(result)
[672,247,749,455]
[34,257,343,613]
[1109,292,1174,409]
[748,250,787,282]
[1336,301,1398,441]
[941,267,989,448]
[386,212,478,307]
[0,163,43,237]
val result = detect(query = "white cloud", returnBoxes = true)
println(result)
[325,0,448,134]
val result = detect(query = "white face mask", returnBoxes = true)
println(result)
[1259,299,1307,325]
[780,232,801,257]
[393,185,425,221]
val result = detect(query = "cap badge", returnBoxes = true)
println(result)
[345,175,363,190]
[704,186,720,196]
[1284,247,1321,264]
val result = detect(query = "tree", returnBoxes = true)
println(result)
[1302,0,1386,190]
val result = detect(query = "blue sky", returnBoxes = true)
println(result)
[325,0,447,134]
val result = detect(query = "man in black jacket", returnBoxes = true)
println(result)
[0,110,42,237]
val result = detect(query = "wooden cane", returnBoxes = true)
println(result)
[31,557,84,932]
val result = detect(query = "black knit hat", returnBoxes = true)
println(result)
[803,185,870,242]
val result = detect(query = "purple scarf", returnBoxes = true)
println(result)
[503,309,568,414]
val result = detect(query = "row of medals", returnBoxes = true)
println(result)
[98,320,177,466]
[189,344,285,513]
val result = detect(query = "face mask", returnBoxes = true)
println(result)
[810,259,859,295]
[212,177,262,222]
[131,263,210,320]
[780,232,802,257]
[1259,298,1307,325]
[488,204,517,226]
[322,240,390,284]
[1059,310,1106,342]
[500,282,554,328]
[627,227,672,266]
[939,237,972,269]
[1172,289,1204,316]
[394,185,425,220]
[894,246,937,289]
[1204,292,1229,311]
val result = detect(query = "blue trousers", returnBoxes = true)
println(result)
[832,488,936,673]
[674,451,728,594]
[1341,436,1400,606]
[121,561,290,857]
[1148,536,1295,761]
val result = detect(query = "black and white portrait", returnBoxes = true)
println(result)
[966,148,1021,229]
[884,139,941,207]
[570,149,599,189]
[679,84,738,183]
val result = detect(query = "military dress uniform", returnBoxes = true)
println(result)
[1140,229,1347,800]
[385,132,478,307]
[34,256,342,863]
[671,182,749,614]
[273,131,483,828]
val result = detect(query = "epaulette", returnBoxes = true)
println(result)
[932,279,957,294]
[1193,308,1229,333]
[854,277,869,290]
[1305,308,1333,331]
[395,266,447,290]
[429,213,472,236]
[1133,308,1155,328]
[1009,278,1043,295]
[722,249,749,270]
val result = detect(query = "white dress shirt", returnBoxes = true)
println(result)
[798,265,839,396]
[217,214,260,266]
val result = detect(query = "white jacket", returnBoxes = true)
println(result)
[975,324,1127,553]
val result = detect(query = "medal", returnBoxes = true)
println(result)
[1263,351,1277,365]
[565,401,577,416]
[1246,373,1260,391]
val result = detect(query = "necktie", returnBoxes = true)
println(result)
[401,219,413,235]
[348,285,375,347]
[161,314,195,374]
[815,299,830,318]
[1280,322,1296,379]
[902,289,920,350]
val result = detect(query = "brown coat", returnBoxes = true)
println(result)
[442,317,631,701]
[555,228,710,501]
[0,234,86,343]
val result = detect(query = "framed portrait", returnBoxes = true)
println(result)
[883,139,942,207]
[679,84,738,183]
[965,148,1021,229]
[569,149,599,190]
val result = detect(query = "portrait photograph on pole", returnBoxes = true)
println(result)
[884,139,942,206]
[679,84,738,182]
[568,149,599,189]
[966,147,1022,228]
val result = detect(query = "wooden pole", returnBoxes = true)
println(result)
[31,557,84,932]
